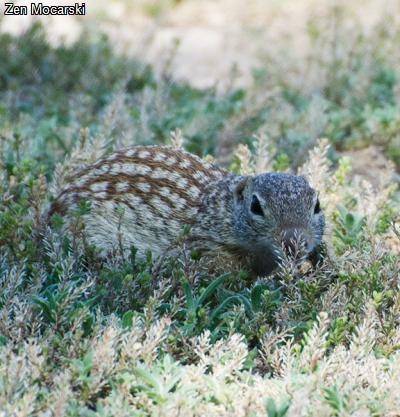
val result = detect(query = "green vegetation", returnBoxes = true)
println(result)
[0,18,399,417]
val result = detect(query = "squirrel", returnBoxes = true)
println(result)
[48,146,325,275]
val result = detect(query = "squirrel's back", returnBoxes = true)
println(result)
[49,146,226,257]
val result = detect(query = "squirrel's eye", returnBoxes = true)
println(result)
[314,198,321,214]
[250,195,264,216]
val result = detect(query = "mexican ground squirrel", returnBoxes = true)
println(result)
[49,146,325,275]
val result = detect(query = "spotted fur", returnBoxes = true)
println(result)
[49,146,325,275]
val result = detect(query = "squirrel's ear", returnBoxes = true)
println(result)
[233,177,250,204]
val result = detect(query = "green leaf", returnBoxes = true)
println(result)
[122,310,134,329]
[323,386,348,415]
[250,284,267,311]
[209,293,254,326]
[183,280,195,311]
[197,273,230,306]
[266,398,290,417]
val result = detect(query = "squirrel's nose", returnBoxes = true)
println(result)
[282,229,309,255]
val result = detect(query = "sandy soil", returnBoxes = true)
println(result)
[2,0,397,89]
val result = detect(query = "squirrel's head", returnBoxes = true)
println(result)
[231,173,325,273]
